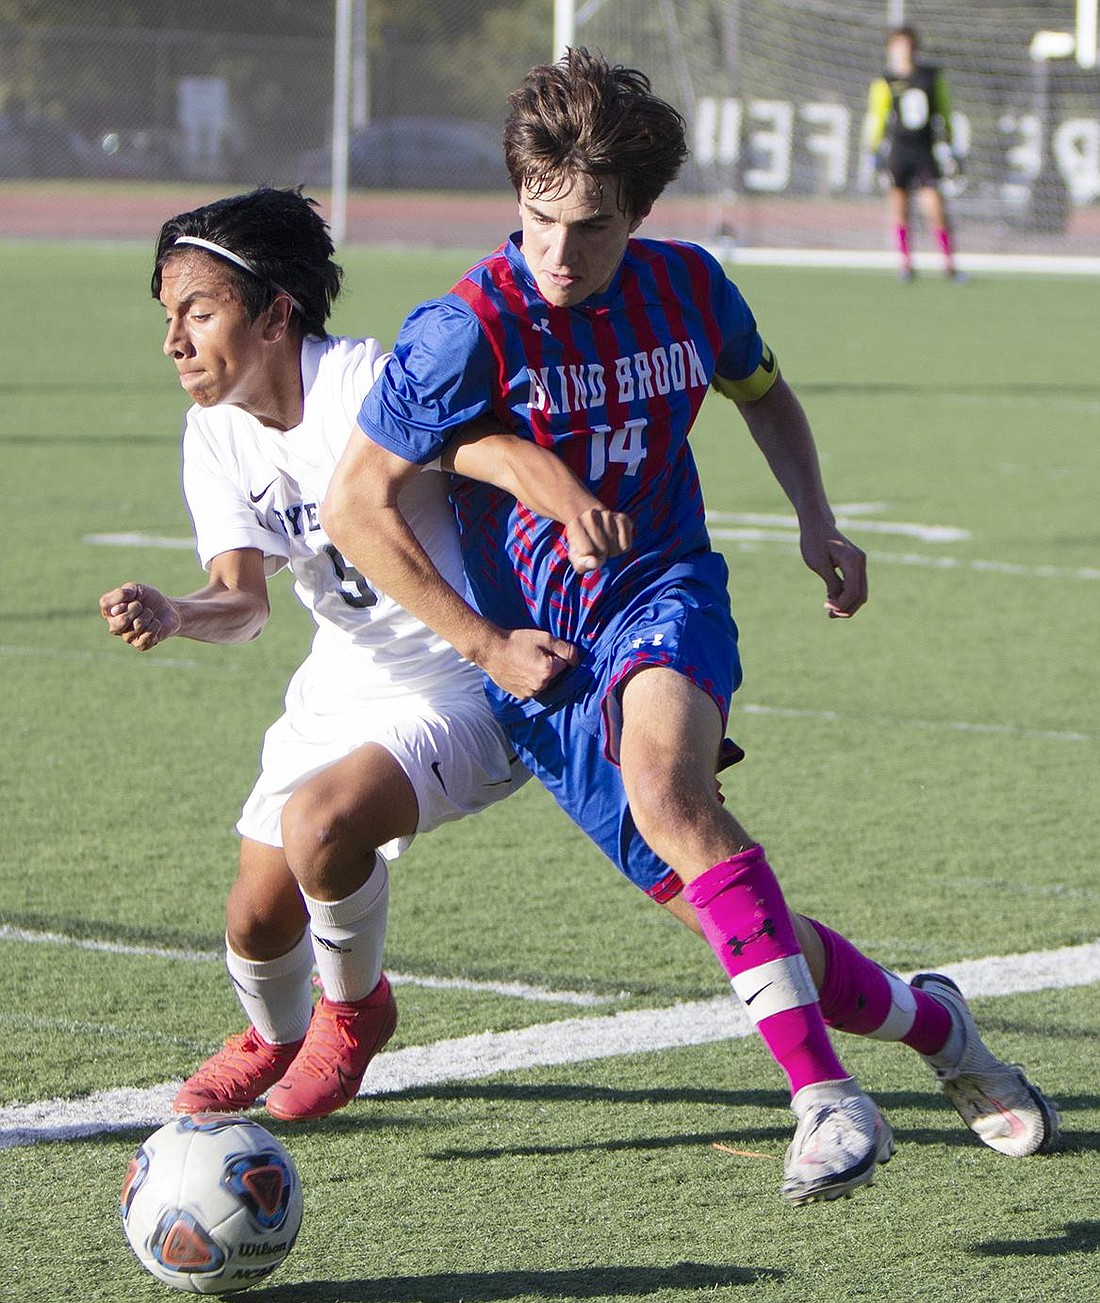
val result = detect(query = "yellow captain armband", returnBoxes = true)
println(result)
[712,342,779,403]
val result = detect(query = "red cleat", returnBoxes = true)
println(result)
[172,1027,304,1114]
[266,976,398,1122]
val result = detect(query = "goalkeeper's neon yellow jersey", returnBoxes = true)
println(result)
[865,63,952,153]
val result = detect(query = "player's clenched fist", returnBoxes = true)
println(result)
[100,582,182,650]
[482,627,579,699]
[565,508,634,574]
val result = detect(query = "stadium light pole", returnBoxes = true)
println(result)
[331,0,352,247]
[1078,0,1098,68]
[352,0,369,130]
[553,0,575,59]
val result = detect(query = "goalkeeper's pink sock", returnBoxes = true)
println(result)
[808,918,952,1055]
[935,226,956,275]
[682,845,848,1096]
[896,224,911,271]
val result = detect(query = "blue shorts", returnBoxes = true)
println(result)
[488,569,742,898]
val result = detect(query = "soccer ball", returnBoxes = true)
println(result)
[120,1114,303,1295]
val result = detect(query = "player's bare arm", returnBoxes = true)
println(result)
[322,430,580,698]
[100,548,270,651]
[443,428,634,574]
[736,376,868,618]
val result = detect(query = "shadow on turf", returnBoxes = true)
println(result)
[970,1220,1100,1258]
[372,1082,1099,1159]
[259,1261,782,1301]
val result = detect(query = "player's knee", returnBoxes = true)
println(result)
[626,759,715,849]
[281,786,372,888]
[226,877,305,958]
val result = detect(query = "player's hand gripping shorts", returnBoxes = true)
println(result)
[489,568,742,900]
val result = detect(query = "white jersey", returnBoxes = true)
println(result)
[182,334,480,698]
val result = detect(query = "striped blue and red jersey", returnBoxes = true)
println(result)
[358,234,770,648]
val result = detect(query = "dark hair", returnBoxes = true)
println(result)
[887,26,919,49]
[503,47,688,219]
[151,187,342,338]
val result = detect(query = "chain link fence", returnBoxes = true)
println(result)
[0,5,535,192]
[1,2,1097,256]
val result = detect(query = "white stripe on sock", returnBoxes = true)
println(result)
[729,953,818,1023]
[867,968,918,1041]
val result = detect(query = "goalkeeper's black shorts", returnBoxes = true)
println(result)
[887,145,941,190]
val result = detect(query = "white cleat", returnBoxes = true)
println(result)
[912,972,1060,1157]
[782,1078,895,1206]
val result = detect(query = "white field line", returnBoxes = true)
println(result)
[2,939,1097,1151]
[707,531,1100,583]
[870,551,1100,582]
[707,511,971,544]
[0,925,618,1008]
[84,524,1100,582]
[737,703,1090,744]
[706,527,1100,583]
[708,245,1100,276]
[0,645,204,669]
[385,973,623,1007]
[3,643,1087,740]
[84,532,194,550]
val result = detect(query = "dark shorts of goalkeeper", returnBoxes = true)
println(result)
[887,145,941,191]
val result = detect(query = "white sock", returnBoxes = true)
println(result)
[302,856,389,1004]
[225,931,314,1046]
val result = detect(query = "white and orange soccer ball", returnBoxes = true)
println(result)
[120,1114,302,1295]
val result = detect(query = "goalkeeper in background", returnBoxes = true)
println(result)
[865,25,963,280]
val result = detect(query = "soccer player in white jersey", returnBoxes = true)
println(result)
[100,188,630,1122]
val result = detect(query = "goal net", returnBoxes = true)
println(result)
[573,0,1100,262]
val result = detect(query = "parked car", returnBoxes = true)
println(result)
[97,127,178,180]
[0,110,106,179]
[297,116,509,191]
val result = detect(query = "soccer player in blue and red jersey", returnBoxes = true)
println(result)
[323,49,1058,1203]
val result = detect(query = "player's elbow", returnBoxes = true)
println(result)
[319,478,354,552]
[217,587,270,644]
[242,596,271,641]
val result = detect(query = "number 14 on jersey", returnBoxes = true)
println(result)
[589,419,647,479]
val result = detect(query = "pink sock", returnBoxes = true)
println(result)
[683,846,849,1095]
[809,919,952,1056]
[896,224,911,268]
[935,226,955,273]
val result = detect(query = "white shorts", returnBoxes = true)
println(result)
[237,647,529,861]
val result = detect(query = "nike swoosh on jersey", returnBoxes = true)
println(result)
[430,761,448,793]
[249,478,278,503]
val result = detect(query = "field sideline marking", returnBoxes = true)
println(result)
[83,526,1100,583]
[0,925,619,1008]
[707,509,971,544]
[1,939,1096,1152]
[707,529,1100,583]
[710,245,1100,276]
[737,703,1089,744]
[4,648,1087,742]
[0,645,204,670]
[84,531,194,550]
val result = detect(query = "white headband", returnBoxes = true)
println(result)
[173,236,305,316]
